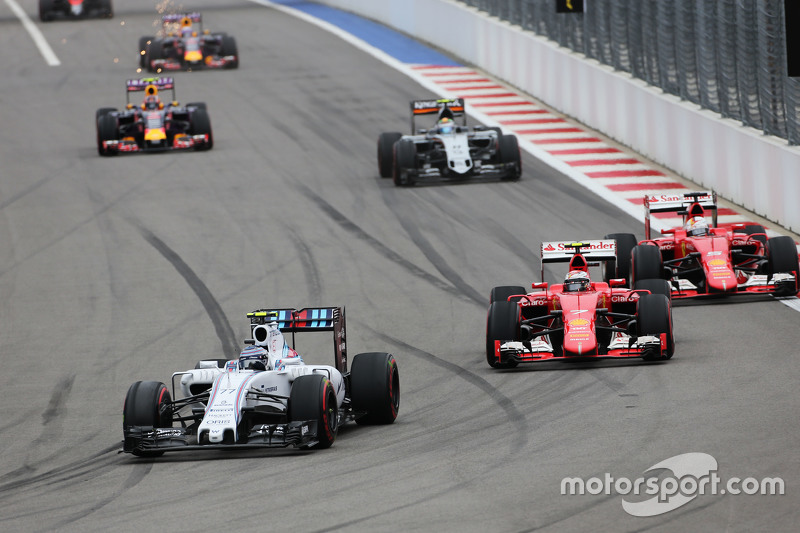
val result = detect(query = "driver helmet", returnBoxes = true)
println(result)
[685,216,709,237]
[142,95,163,110]
[239,346,269,371]
[437,117,455,134]
[563,270,591,292]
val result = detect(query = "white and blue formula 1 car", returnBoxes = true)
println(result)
[376,98,522,186]
[122,307,399,457]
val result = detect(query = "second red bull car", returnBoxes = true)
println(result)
[140,12,238,72]
[95,77,212,156]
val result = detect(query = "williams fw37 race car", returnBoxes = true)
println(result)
[39,0,112,21]
[122,307,399,457]
[486,240,674,368]
[139,12,238,72]
[96,77,212,156]
[623,191,799,299]
[377,98,522,186]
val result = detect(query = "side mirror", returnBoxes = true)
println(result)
[661,228,676,235]
[609,278,627,288]
[532,282,548,290]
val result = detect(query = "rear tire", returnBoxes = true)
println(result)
[393,139,417,187]
[123,381,172,457]
[486,301,520,368]
[603,233,637,283]
[350,352,399,425]
[39,0,55,21]
[631,244,663,285]
[498,134,521,180]
[377,132,402,178]
[145,42,163,72]
[490,285,526,303]
[289,374,338,449]
[190,108,213,150]
[636,294,674,359]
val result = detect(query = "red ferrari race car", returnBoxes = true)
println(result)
[95,77,212,156]
[139,12,238,72]
[626,191,799,299]
[486,239,674,369]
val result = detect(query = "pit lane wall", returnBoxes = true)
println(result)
[315,0,800,234]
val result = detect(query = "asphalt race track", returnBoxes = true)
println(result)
[1,1,798,531]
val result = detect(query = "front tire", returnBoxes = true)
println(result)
[633,278,673,301]
[289,374,338,449]
[636,293,674,359]
[393,139,417,186]
[486,301,520,368]
[97,113,118,156]
[377,132,402,178]
[350,352,399,425]
[498,134,521,180]
[190,108,213,150]
[123,381,172,457]
[767,236,800,295]
[490,285,526,303]
[221,36,239,68]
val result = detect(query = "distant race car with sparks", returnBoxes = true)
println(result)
[122,307,399,457]
[139,12,238,72]
[625,191,799,299]
[39,0,112,21]
[96,77,212,155]
[377,98,521,186]
[486,239,674,368]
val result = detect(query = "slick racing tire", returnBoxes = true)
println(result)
[138,36,154,69]
[123,381,172,457]
[630,244,663,285]
[39,0,55,21]
[289,374,338,449]
[97,113,118,156]
[742,224,768,245]
[99,0,113,18]
[145,42,163,72]
[634,278,673,301]
[486,301,520,369]
[377,132,402,178]
[767,236,800,295]
[95,107,115,121]
[490,285,527,304]
[603,233,637,283]
[393,139,417,187]
[350,352,400,425]
[220,36,239,68]
[636,293,674,359]
[190,108,213,150]
[498,134,521,180]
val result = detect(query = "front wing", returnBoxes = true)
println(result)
[493,334,668,364]
[103,134,210,154]
[670,273,798,299]
[123,420,319,454]
[149,56,237,71]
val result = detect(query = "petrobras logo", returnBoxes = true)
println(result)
[708,259,727,267]
[569,318,590,327]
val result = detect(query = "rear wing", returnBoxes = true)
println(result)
[162,12,202,24]
[246,307,348,372]
[644,191,718,239]
[540,240,617,281]
[126,77,175,103]
[410,98,466,133]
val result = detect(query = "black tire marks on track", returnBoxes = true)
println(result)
[137,226,238,357]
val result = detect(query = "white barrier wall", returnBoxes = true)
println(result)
[316,0,800,233]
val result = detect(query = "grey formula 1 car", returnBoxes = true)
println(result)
[377,98,522,186]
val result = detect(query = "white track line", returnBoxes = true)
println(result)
[5,0,60,66]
